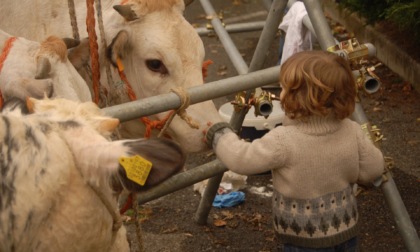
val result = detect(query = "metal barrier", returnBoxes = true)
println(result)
[102,0,419,250]
[102,65,280,121]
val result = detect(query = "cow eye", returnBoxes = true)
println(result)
[146,59,168,75]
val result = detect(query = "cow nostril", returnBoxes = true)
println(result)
[146,59,168,75]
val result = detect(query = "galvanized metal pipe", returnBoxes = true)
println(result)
[194,0,288,225]
[199,0,249,74]
[223,10,268,24]
[303,0,336,50]
[137,159,227,205]
[352,104,420,251]
[262,0,272,11]
[102,65,281,121]
[196,21,266,36]
[381,172,420,251]
[287,0,316,36]
[196,0,253,224]
[249,0,288,73]
[230,0,288,131]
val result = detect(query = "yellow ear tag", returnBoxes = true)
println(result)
[119,155,152,186]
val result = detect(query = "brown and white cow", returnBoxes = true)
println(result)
[0,0,223,153]
[0,97,185,251]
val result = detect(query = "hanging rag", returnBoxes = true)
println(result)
[278,1,313,66]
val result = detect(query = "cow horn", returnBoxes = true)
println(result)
[35,57,52,79]
[184,0,194,6]
[113,5,139,21]
[62,38,80,49]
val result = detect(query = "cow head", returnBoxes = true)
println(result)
[0,31,92,103]
[104,0,223,153]
[25,97,185,192]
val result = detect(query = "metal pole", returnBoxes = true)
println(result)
[199,0,249,75]
[102,65,280,121]
[230,0,288,131]
[303,0,336,50]
[249,0,288,73]
[381,172,420,251]
[196,0,250,224]
[223,10,268,25]
[137,159,227,205]
[262,0,272,11]
[352,104,420,251]
[194,0,288,225]
[287,0,316,36]
[196,21,266,36]
[302,0,420,249]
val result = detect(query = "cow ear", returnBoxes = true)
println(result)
[113,5,139,21]
[1,97,30,115]
[118,138,186,192]
[26,97,38,113]
[68,38,90,70]
[62,38,80,49]
[35,57,52,79]
[97,117,120,134]
[184,0,194,7]
[106,30,131,67]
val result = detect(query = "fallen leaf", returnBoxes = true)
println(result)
[137,207,153,221]
[122,215,132,222]
[402,82,413,92]
[213,219,227,227]
[218,65,227,70]
[217,70,227,76]
[227,219,239,228]
[265,236,274,242]
[161,227,178,234]
[252,213,262,222]
[221,210,234,220]
[232,0,241,6]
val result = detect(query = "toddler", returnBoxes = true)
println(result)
[206,50,384,251]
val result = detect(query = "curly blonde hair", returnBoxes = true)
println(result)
[279,50,356,120]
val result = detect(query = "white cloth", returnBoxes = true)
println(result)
[278,2,313,66]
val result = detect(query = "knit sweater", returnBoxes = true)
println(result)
[213,116,384,248]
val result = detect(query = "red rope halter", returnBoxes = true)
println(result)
[86,0,101,104]
[116,58,175,138]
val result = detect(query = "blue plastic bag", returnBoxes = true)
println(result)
[212,191,245,208]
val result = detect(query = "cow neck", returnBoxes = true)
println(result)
[0,36,17,109]
[85,181,123,235]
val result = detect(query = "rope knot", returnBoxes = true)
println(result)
[171,87,200,128]
[154,87,200,138]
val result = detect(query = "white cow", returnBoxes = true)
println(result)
[0,97,185,251]
[0,0,223,153]
[0,30,92,103]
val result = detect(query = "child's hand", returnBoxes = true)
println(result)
[205,122,233,149]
